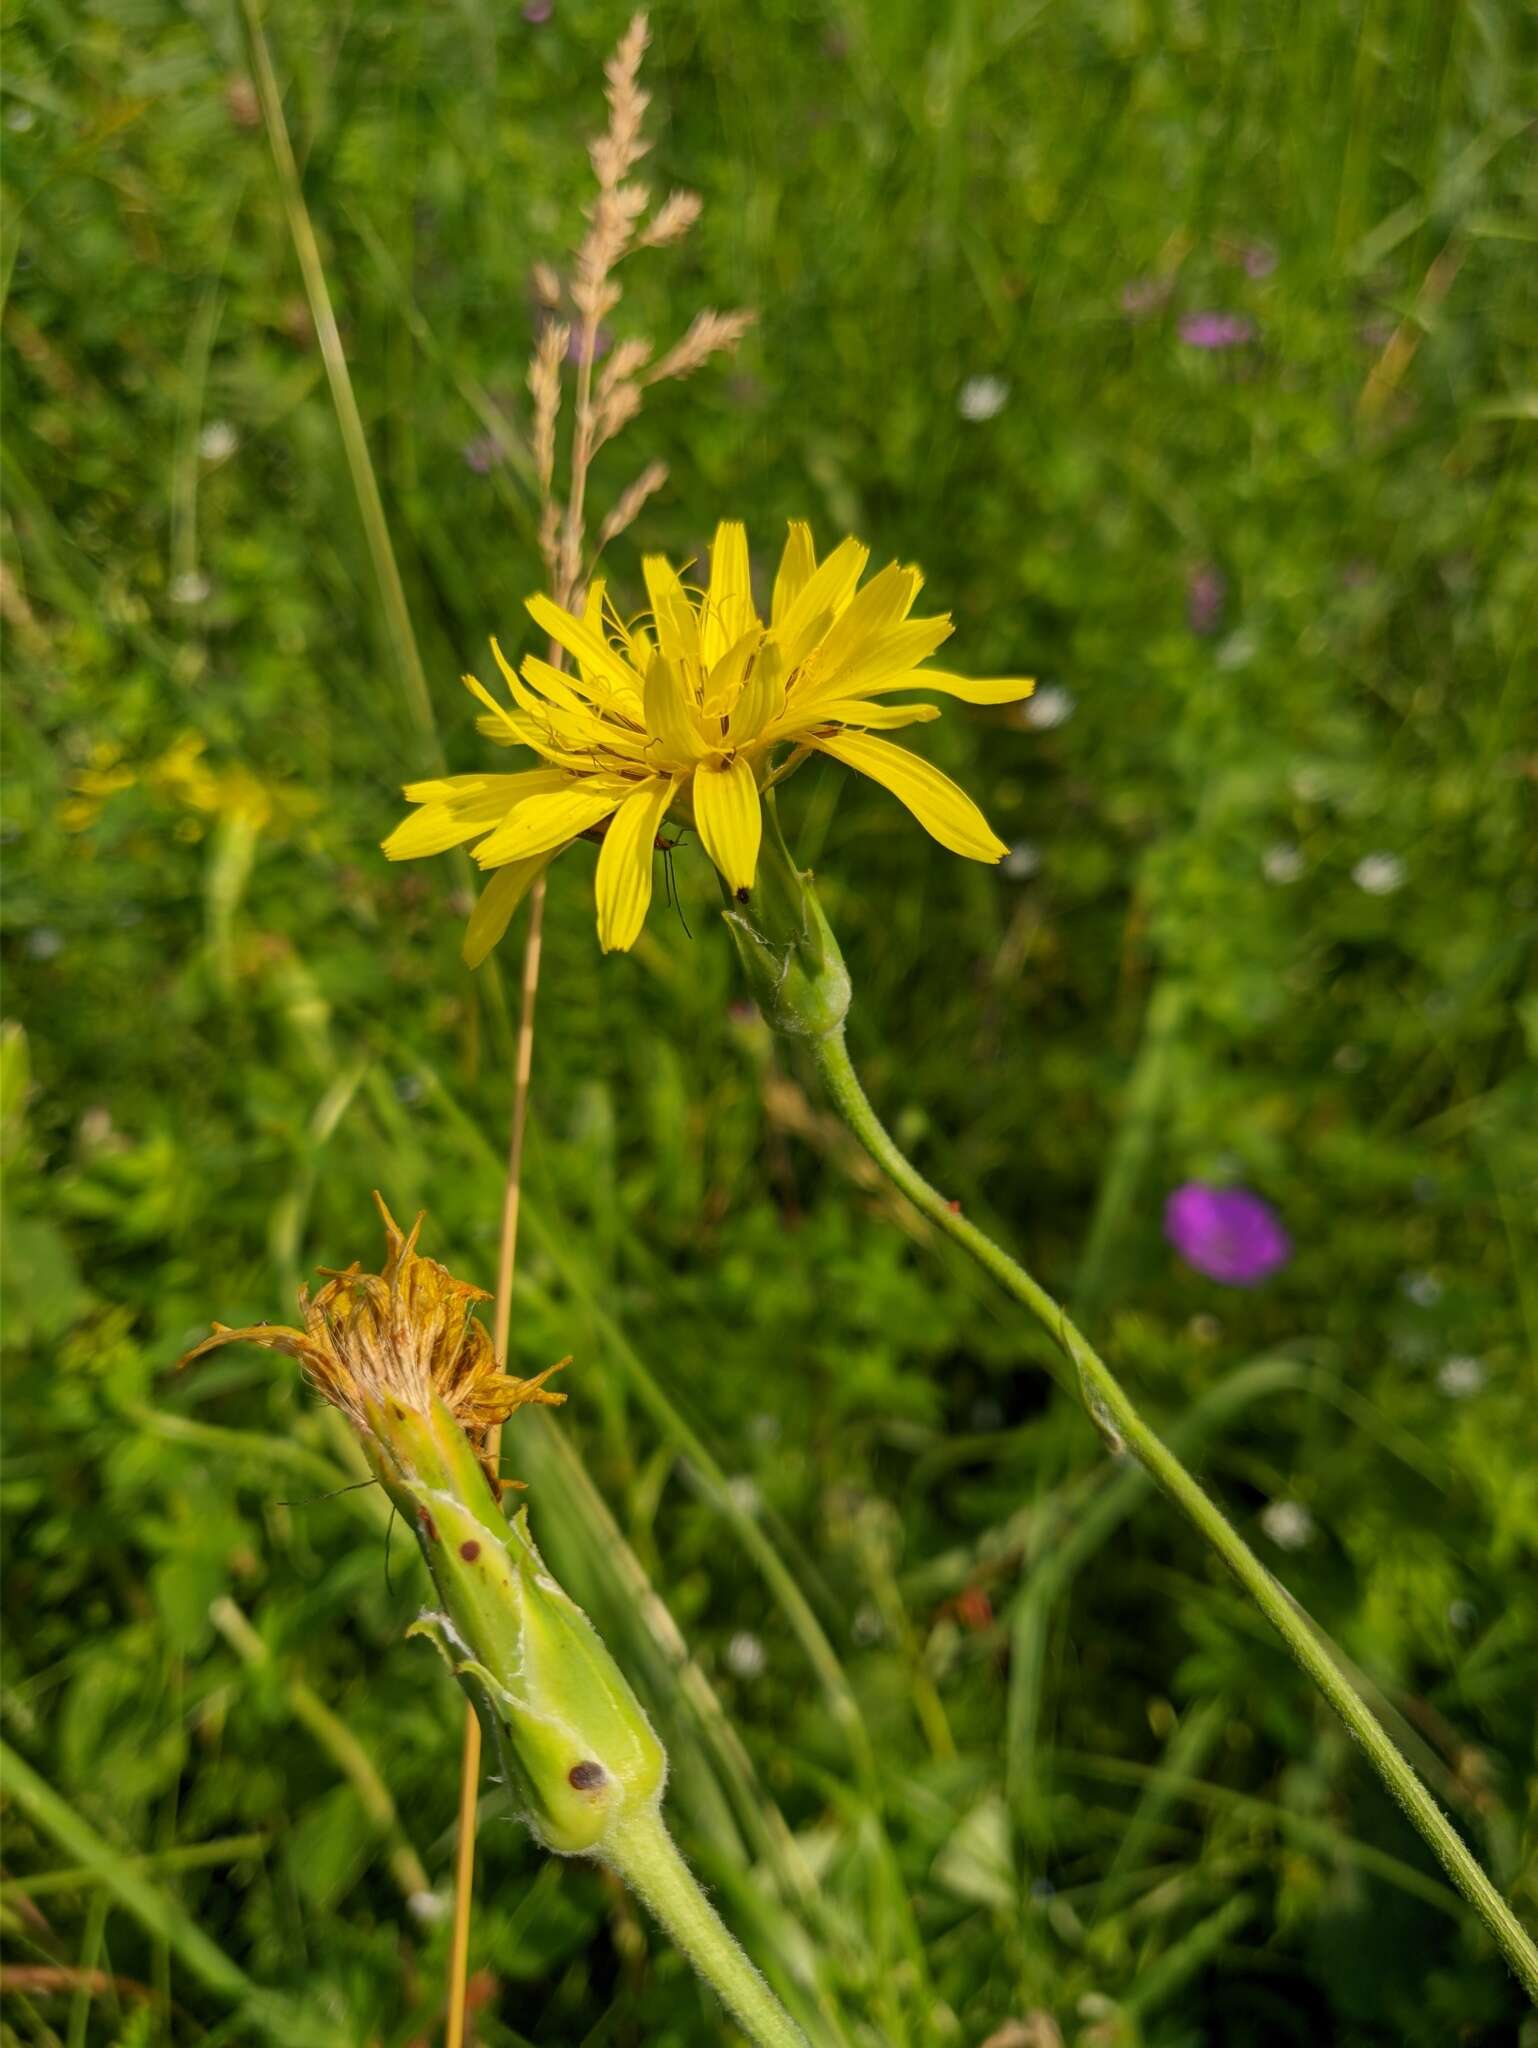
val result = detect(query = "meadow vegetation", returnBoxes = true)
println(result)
[3,1,1536,2042]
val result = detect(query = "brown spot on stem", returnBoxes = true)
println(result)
[418,1508,437,1542]
[459,1539,481,1562]
[568,1760,606,1791]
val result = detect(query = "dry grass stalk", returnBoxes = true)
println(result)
[446,23,757,2043]
[529,319,567,501]
[638,188,702,249]
[646,307,757,387]
[514,8,750,604]
[597,460,670,551]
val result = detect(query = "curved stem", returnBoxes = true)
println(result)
[809,1026,1538,2004]
[604,1804,810,2048]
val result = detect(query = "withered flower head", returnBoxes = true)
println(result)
[180,1193,565,1445]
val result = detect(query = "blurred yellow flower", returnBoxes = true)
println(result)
[385,522,1032,958]
[58,732,306,838]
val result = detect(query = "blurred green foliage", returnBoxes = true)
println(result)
[3,0,1536,2042]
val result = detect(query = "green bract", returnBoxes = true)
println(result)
[722,797,851,1039]
[368,1393,666,1856]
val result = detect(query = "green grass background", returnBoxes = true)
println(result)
[4,0,1537,2041]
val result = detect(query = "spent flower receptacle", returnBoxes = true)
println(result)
[373,1394,666,1857]
[180,1201,811,2046]
[181,1205,665,1860]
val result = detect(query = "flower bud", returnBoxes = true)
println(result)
[722,796,851,1039]
[371,1393,666,1855]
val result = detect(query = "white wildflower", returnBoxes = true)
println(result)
[1353,853,1406,896]
[1023,685,1075,731]
[1260,1500,1315,1551]
[958,374,1009,421]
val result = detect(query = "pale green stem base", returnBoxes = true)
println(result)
[810,1027,1538,2005]
[604,1803,810,2048]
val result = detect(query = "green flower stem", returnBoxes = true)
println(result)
[604,1803,810,2048]
[808,1025,1538,2004]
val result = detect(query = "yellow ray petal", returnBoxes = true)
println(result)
[703,520,756,666]
[884,670,1036,705]
[594,777,678,952]
[811,729,1008,862]
[793,699,941,731]
[727,640,786,748]
[701,624,764,721]
[401,774,487,803]
[461,667,524,745]
[643,653,711,767]
[526,593,646,698]
[771,521,816,626]
[642,554,701,670]
[804,614,954,702]
[474,712,575,761]
[474,782,626,866]
[499,655,651,762]
[518,657,649,752]
[582,584,646,714]
[691,752,762,893]
[809,562,921,680]
[774,536,871,669]
[497,640,598,720]
[462,852,554,967]
[384,770,571,860]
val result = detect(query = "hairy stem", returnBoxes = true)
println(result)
[604,1805,810,2048]
[809,1026,1538,2004]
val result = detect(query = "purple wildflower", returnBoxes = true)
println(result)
[1186,562,1226,635]
[1179,312,1255,351]
[1165,1184,1291,1287]
[522,0,552,22]
[567,323,612,365]
[461,435,503,474]
[1121,276,1169,321]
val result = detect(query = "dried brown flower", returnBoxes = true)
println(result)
[180,1193,565,1447]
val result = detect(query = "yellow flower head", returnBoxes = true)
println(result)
[384,522,1033,957]
[180,1193,564,1460]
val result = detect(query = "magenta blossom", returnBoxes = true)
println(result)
[1165,1184,1291,1287]
[1186,561,1226,635]
[1121,276,1170,321]
[461,435,503,474]
[567,323,612,365]
[1179,312,1255,350]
